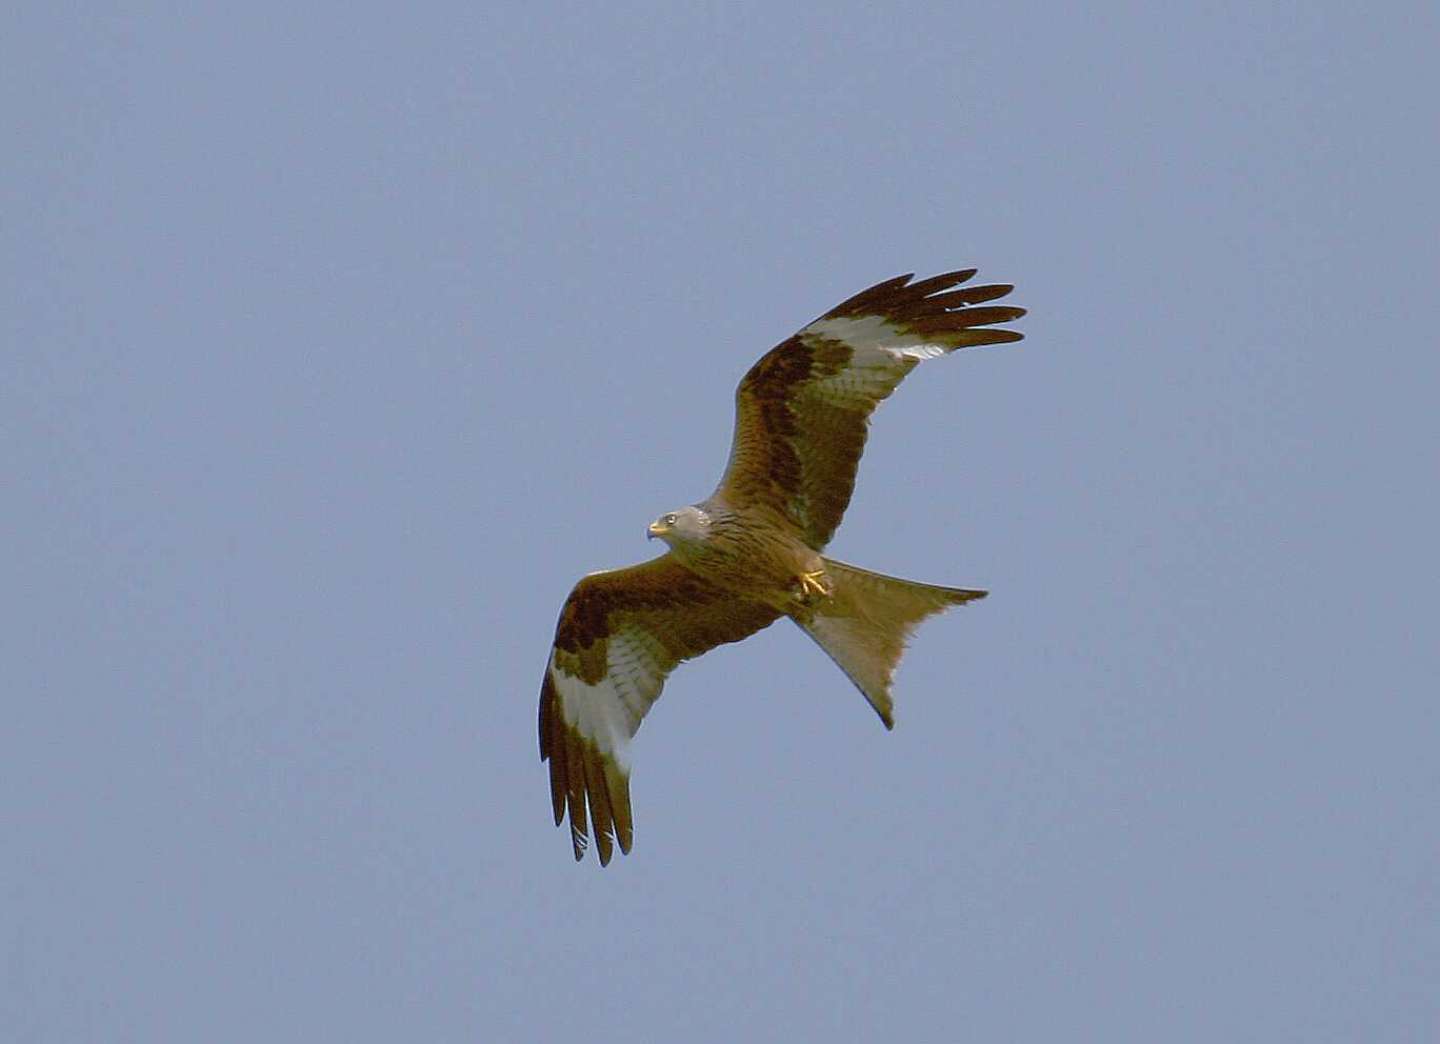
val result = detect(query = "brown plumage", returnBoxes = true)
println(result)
[539,558,780,864]
[540,268,1024,864]
[721,269,1023,549]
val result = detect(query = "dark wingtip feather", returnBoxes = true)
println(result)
[930,283,1014,307]
[605,761,634,855]
[539,673,569,826]
[941,267,978,283]
[956,305,1027,326]
[584,751,616,867]
[538,671,553,759]
[823,273,915,318]
[564,738,589,860]
[904,269,977,297]
[548,757,566,826]
[962,329,1025,346]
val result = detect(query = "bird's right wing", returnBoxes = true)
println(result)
[715,269,1024,550]
[539,555,781,865]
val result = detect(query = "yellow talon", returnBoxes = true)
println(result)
[797,569,831,599]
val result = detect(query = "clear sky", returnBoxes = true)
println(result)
[6,2,1437,1041]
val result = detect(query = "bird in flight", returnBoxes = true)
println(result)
[539,268,1024,864]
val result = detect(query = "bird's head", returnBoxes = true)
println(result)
[647,505,712,549]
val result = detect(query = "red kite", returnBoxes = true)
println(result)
[540,269,1024,863]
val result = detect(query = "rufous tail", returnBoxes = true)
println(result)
[791,558,986,729]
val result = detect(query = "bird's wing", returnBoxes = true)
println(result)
[539,554,782,865]
[715,270,1024,549]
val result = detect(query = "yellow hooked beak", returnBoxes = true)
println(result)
[647,521,670,540]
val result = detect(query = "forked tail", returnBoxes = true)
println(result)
[792,558,986,728]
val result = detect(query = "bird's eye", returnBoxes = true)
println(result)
[663,514,677,526]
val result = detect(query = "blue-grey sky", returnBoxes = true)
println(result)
[6,2,1437,1041]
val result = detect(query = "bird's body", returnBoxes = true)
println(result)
[653,499,826,615]
[539,268,1025,864]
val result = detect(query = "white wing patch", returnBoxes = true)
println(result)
[805,314,950,360]
[797,315,942,408]
[548,627,668,771]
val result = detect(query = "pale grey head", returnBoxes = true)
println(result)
[646,504,713,550]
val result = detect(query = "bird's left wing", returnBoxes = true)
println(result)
[539,555,782,865]
[715,269,1025,550]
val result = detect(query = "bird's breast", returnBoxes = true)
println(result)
[686,515,823,611]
